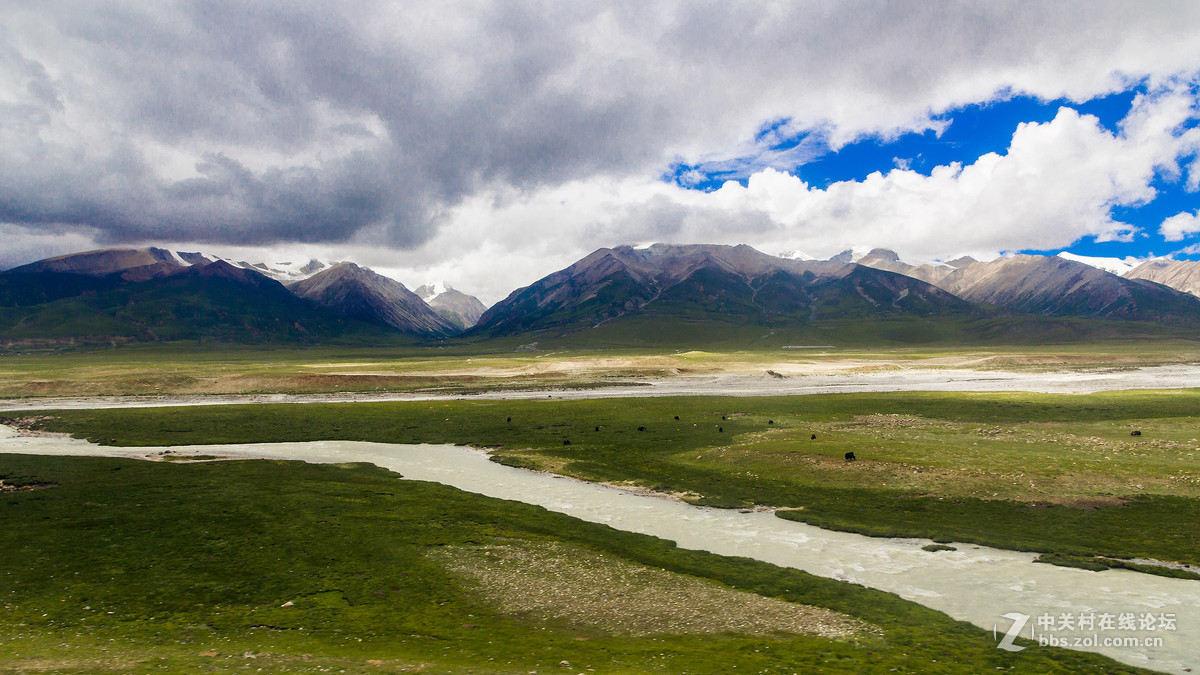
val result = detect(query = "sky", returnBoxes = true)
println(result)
[3,2,1200,304]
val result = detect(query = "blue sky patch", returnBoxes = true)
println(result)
[668,89,1144,190]
[665,84,1200,261]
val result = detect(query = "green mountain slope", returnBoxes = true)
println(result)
[0,271,123,307]
[0,262,410,346]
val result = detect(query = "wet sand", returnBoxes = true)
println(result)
[2,363,1199,413]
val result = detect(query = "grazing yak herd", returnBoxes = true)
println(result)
[503,414,867,461]
[505,414,1148,465]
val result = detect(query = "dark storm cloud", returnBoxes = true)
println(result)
[1,1,679,247]
[3,1,1200,249]
[155,150,398,244]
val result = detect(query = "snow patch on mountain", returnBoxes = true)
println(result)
[175,254,335,283]
[416,281,452,302]
[1057,252,1146,276]
[777,249,815,260]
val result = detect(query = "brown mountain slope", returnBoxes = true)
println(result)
[291,263,457,336]
[936,254,1200,321]
[472,243,975,336]
[856,249,957,285]
[415,285,488,330]
[9,247,183,277]
[1125,259,1200,298]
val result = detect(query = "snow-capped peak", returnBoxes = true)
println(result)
[416,281,454,301]
[162,250,195,266]
[777,249,815,261]
[1056,252,1144,276]
[164,252,334,283]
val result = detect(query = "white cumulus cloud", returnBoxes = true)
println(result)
[369,85,1200,302]
[1161,210,1200,242]
[4,2,1200,301]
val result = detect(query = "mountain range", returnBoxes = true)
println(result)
[4,243,1200,348]
[466,244,1200,346]
[471,244,974,336]
[855,250,1200,323]
[0,248,484,346]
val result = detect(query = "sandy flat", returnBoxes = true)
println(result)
[2,364,1199,412]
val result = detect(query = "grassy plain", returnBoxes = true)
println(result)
[0,453,1147,674]
[23,389,1200,568]
[3,339,1200,399]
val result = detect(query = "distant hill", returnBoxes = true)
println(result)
[291,263,457,336]
[416,283,488,330]
[471,243,976,338]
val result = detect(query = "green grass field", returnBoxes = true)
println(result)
[0,453,1154,673]
[22,389,1200,569]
